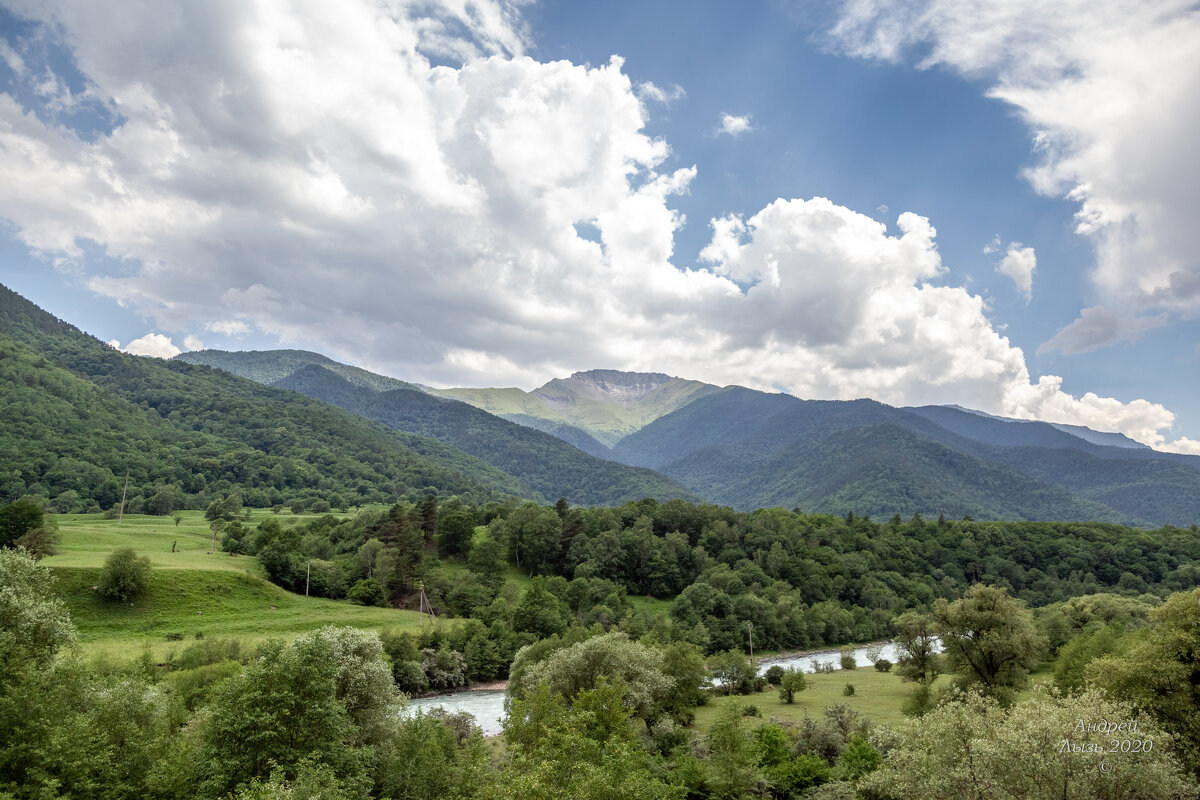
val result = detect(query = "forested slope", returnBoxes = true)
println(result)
[614,387,1200,524]
[272,364,702,506]
[0,284,534,511]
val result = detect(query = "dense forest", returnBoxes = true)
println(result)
[233,496,1200,653]
[4,531,1200,799]
[0,284,541,511]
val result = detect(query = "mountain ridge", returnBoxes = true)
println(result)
[177,351,701,507]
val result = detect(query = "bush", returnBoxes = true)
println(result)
[843,683,856,696]
[99,547,151,602]
[764,664,785,685]
[347,578,388,607]
[874,658,893,672]
[839,647,857,670]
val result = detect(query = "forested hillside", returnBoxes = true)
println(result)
[178,349,699,506]
[614,387,1200,525]
[0,284,535,512]
[179,347,1200,525]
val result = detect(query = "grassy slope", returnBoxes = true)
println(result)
[45,511,425,660]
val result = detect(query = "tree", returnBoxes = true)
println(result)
[14,523,60,559]
[859,688,1196,800]
[705,703,766,799]
[933,584,1044,702]
[1088,588,1200,777]
[514,632,672,722]
[0,547,76,685]
[201,628,384,795]
[436,509,476,558]
[658,641,709,721]
[496,680,685,800]
[205,492,243,521]
[356,538,385,579]
[375,710,489,800]
[707,649,756,696]
[779,667,806,704]
[0,498,43,548]
[512,578,568,638]
[503,505,562,575]
[98,547,152,602]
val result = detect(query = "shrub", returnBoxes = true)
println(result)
[874,658,893,672]
[765,664,785,685]
[839,647,857,670]
[347,578,387,607]
[98,547,151,602]
[843,683,856,696]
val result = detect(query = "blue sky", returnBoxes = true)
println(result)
[1,0,1197,451]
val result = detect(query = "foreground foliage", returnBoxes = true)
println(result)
[861,689,1197,799]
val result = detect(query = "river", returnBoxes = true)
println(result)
[403,638,934,736]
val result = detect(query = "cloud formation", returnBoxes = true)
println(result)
[1039,306,1166,356]
[996,242,1035,302]
[828,0,1200,340]
[0,0,1191,450]
[110,333,182,359]
[718,112,754,136]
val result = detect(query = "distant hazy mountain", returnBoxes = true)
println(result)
[178,349,417,393]
[177,351,700,507]
[610,387,1200,525]
[176,349,1200,526]
[426,369,720,447]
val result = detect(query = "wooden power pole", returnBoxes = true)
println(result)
[747,621,755,668]
[117,470,129,526]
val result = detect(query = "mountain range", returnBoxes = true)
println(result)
[174,347,1200,527]
[1,281,1196,525]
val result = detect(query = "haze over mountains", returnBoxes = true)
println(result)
[176,347,1200,527]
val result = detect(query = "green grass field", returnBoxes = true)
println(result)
[44,511,428,660]
[44,509,350,570]
[692,668,912,733]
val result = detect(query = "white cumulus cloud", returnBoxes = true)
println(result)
[718,112,754,136]
[119,333,182,359]
[828,0,1200,339]
[996,242,1035,302]
[0,0,1191,451]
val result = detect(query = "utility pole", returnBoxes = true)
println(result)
[417,580,435,626]
[117,470,129,526]
[747,621,755,669]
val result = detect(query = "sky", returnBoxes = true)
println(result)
[0,0,1198,452]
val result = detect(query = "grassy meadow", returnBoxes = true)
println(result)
[693,668,912,733]
[43,510,426,660]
